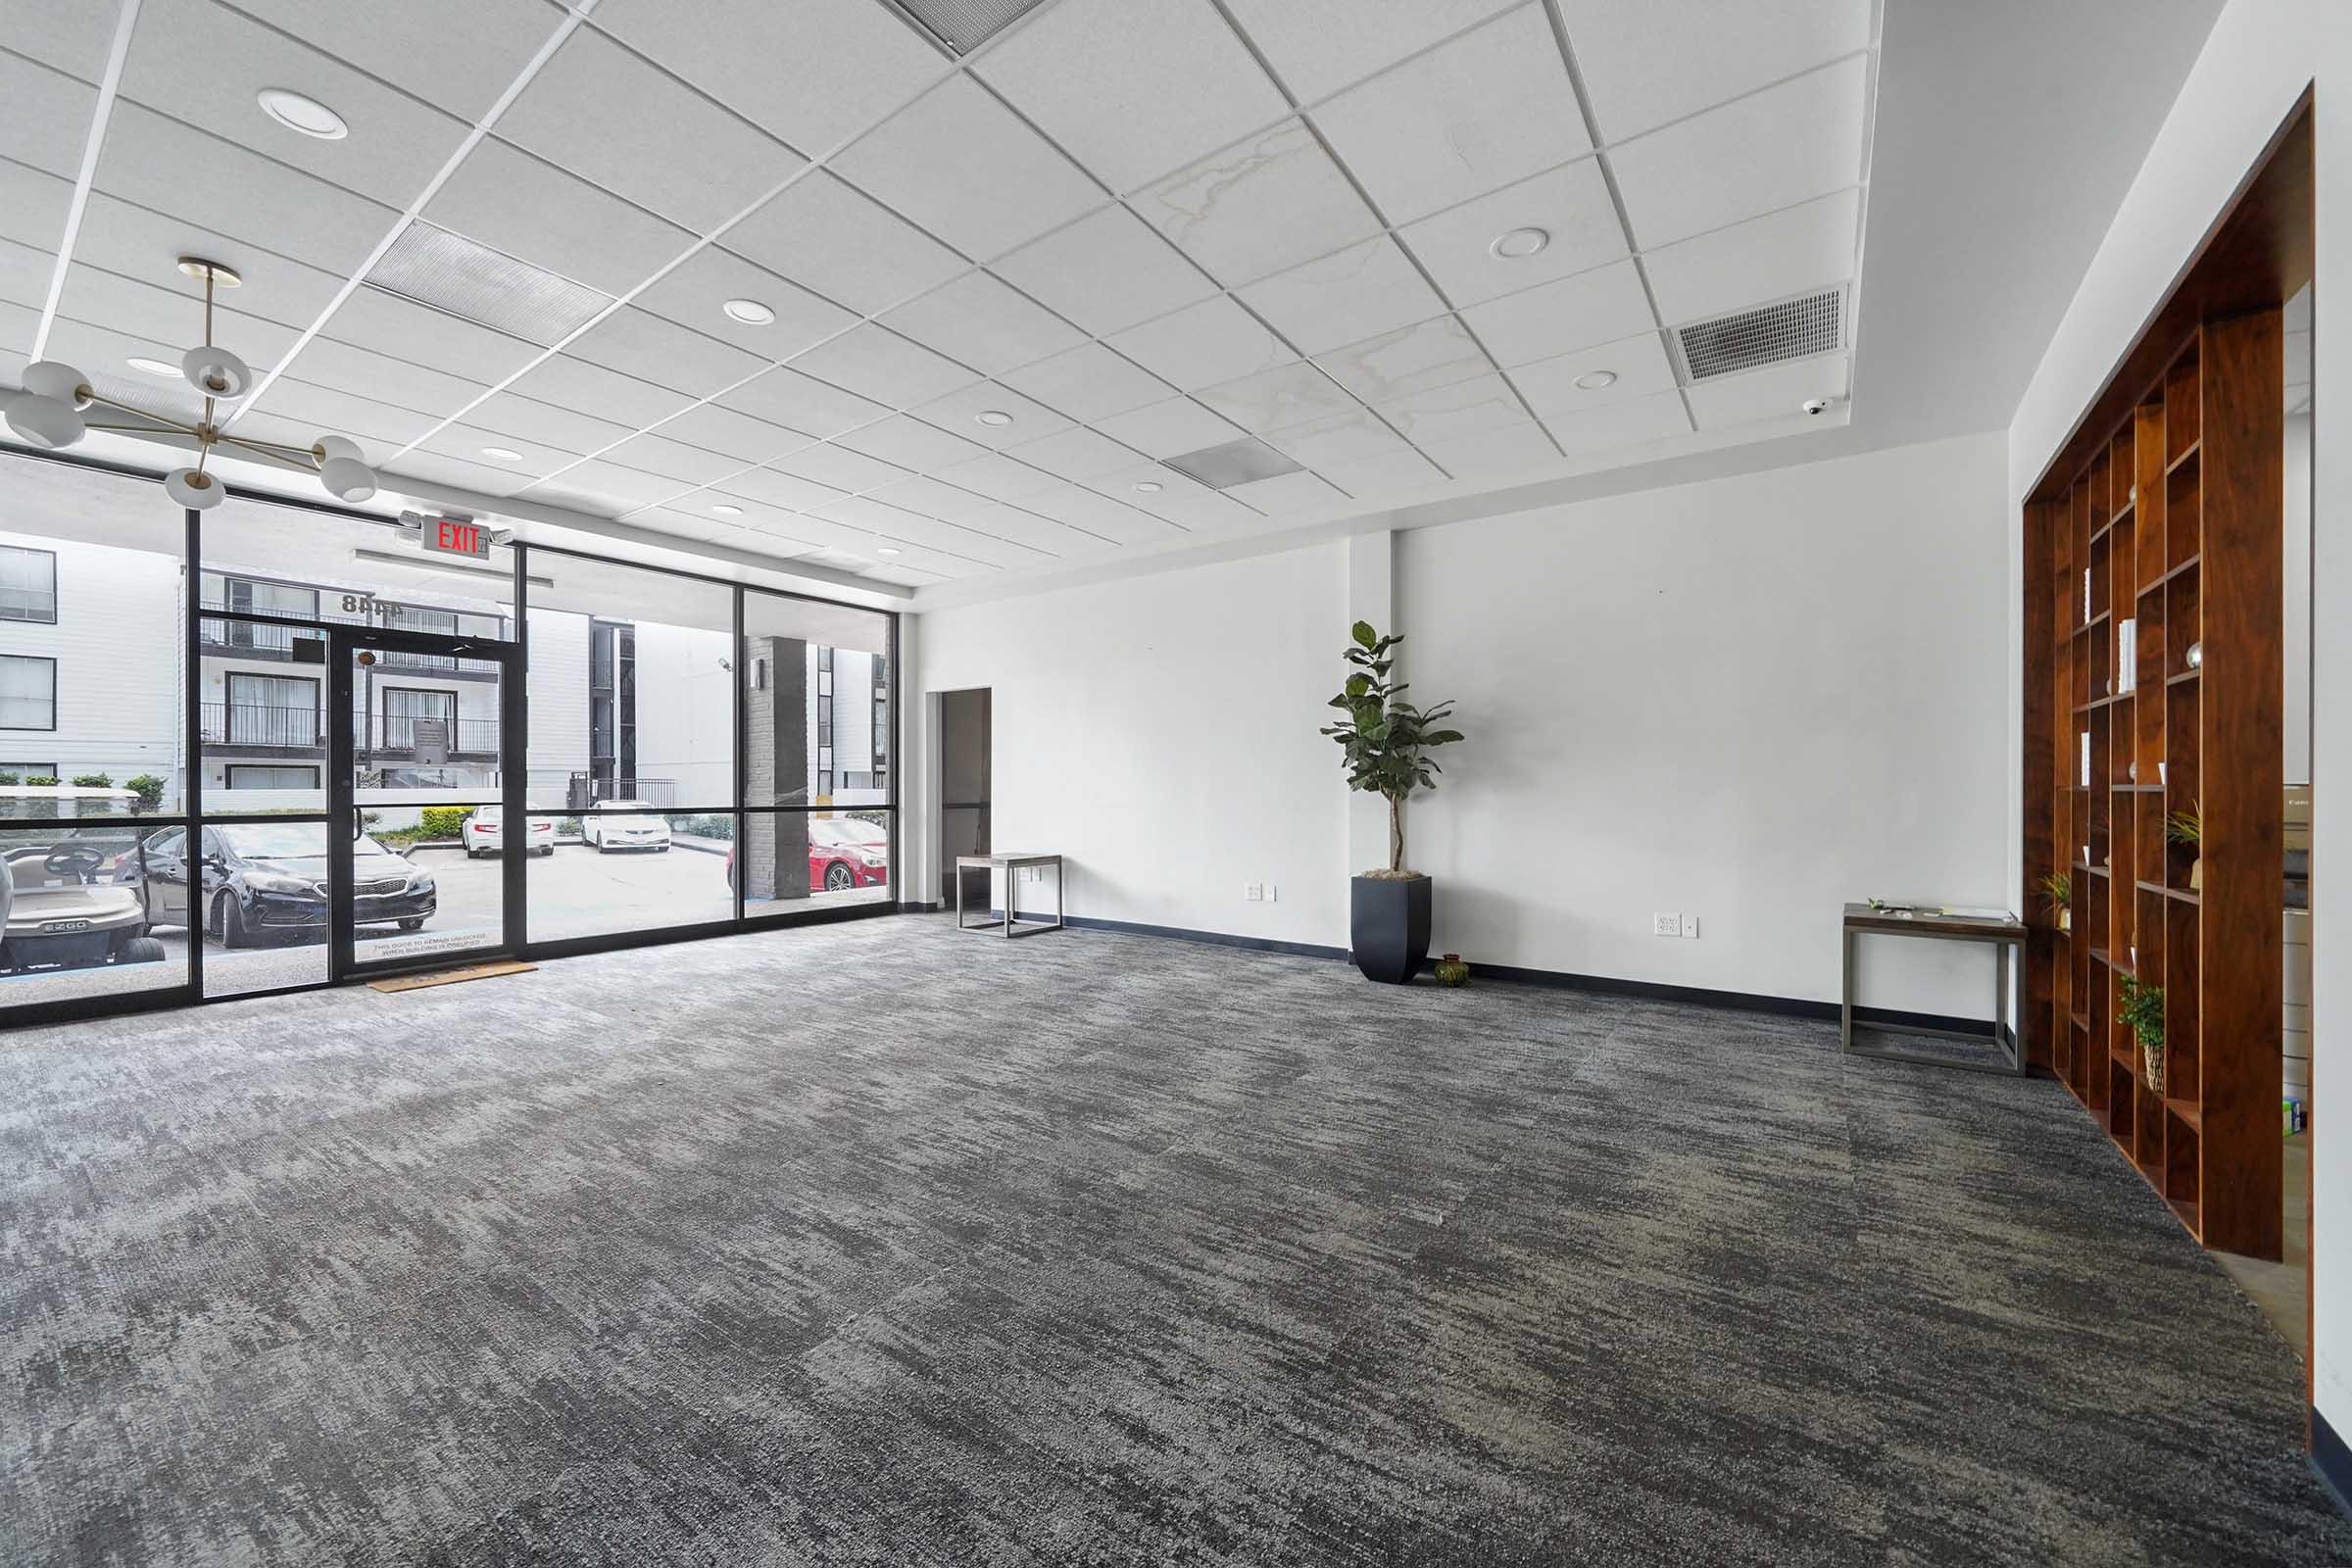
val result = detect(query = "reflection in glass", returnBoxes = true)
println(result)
[0,822,184,1006]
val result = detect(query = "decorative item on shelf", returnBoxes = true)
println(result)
[2039,871,2073,932]
[2286,1099,2310,1137]
[1433,953,1470,987]
[2186,640,2204,669]
[2166,806,2203,891]
[1325,620,1463,985]
[2080,731,2091,786]
[2118,617,2138,693]
[2118,976,2165,1096]
[2159,761,2168,786]
[1,258,374,511]
[2128,760,2138,782]
[2082,568,2091,622]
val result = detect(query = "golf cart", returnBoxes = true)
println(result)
[0,788,169,975]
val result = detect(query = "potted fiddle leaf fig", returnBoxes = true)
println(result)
[1323,620,1463,984]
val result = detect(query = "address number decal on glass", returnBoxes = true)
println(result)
[340,594,414,617]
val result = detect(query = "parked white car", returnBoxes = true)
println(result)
[581,802,671,854]
[461,804,554,858]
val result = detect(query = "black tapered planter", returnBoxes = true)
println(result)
[1350,874,1431,984]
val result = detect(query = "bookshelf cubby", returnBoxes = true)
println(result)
[2036,316,2283,1260]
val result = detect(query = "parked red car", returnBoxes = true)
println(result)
[722,817,891,895]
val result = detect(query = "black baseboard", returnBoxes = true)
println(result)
[2314,1409,2352,1522]
[920,906,2000,1035]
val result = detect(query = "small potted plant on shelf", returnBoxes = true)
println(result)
[1323,620,1463,985]
[2118,975,2165,1095]
[2039,871,2073,932]
[2166,806,2202,891]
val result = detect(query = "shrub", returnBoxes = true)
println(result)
[125,774,167,812]
[0,772,18,786]
[71,773,113,789]
[419,806,474,839]
[674,812,735,841]
[25,776,59,788]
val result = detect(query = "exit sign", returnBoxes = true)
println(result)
[420,514,490,560]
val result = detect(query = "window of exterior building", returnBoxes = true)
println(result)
[0,544,58,623]
[0,655,58,730]
[225,764,320,790]
[222,672,321,748]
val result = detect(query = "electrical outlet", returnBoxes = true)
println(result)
[1652,912,1682,938]
[1263,883,1277,903]
[1683,914,1700,939]
[1244,882,1261,902]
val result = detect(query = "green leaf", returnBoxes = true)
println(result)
[1351,620,1377,649]
[1344,672,1370,698]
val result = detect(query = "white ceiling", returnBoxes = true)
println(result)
[0,0,1877,601]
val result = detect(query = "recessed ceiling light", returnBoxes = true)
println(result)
[126,357,180,377]
[876,546,902,556]
[975,410,1014,427]
[1490,226,1549,260]
[1573,370,1617,391]
[710,504,744,515]
[480,446,524,462]
[257,88,348,140]
[722,298,776,325]
[1133,480,1163,494]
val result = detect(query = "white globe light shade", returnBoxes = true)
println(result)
[5,391,85,450]
[319,455,376,503]
[315,434,362,463]
[165,466,225,511]
[182,343,255,400]
[23,360,91,409]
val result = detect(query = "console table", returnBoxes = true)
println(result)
[1840,903,2027,1074]
[956,853,1065,938]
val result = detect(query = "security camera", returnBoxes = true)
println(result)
[1801,397,1832,416]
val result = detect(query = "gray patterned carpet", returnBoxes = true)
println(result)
[3,916,2346,1566]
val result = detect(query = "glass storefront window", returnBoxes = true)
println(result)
[743,589,892,809]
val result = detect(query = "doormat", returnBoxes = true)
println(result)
[368,960,537,994]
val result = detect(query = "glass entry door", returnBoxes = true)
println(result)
[328,625,517,977]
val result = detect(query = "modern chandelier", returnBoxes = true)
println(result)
[3,256,376,511]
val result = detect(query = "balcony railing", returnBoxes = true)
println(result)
[369,713,500,755]
[198,704,500,756]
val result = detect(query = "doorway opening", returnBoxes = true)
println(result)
[938,688,991,906]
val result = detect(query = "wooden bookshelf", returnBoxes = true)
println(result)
[2032,318,2283,1259]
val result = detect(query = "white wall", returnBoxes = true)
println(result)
[2002,0,2349,1434]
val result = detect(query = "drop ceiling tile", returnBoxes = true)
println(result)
[381,449,540,499]
[275,336,492,419]
[56,266,304,366]
[326,289,546,386]
[94,104,402,276]
[425,136,696,297]
[992,206,1217,337]
[524,458,690,509]
[769,442,909,494]
[1128,482,1258,530]
[832,414,990,473]
[1458,259,1653,368]
[241,377,445,448]
[509,354,693,429]
[1018,480,1176,545]
[227,0,564,122]
[788,323,978,411]
[419,421,582,475]
[1090,398,1246,460]
[36,318,212,422]
[636,247,857,360]
[713,466,845,514]
[1238,237,1446,357]
[1261,408,1412,469]
[1541,388,1693,457]
[1684,352,1848,428]
[649,501,814,545]
[1372,370,1531,444]
[657,402,814,466]
[1314,315,1494,404]
[1107,296,1291,393]
[500,28,803,232]
[1195,361,1361,434]
[594,0,940,156]
[1000,343,1171,424]
[1609,57,1868,249]
[1642,188,1860,326]
[833,75,1102,262]
[862,475,1000,523]
[973,0,1290,193]
[1135,122,1381,288]
[632,509,761,546]
[956,503,1107,556]
[1225,0,1520,103]
[0,160,74,255]
[1084,461,1228,520]
[910,382,1073,450]
[725,172,966,318]
[66,192,347,324]
[466,392,634,455]
[0,238,55,312]
[1003,425,1141,484]
[1414,415,1556,479]
[120,0,471,209]
[1,53,100,178]
[1225,468,1346,514]
[1506,330,1677,418]
[565,308,768,400]
[717,365,890,440]
[1315,447,1446,496]
[1560,0,1872,143]
[881,271,1088,378]
[931,451,1061,504]
[603,431,749,486]
[1311,8,1590,224]
[1398,158,1625,308]
[7,0,121,83]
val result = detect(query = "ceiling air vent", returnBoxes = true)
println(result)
[1160,437,1303,491]
[1673,287,1844,381]
[364,221,612,347]
[882,0,1052,54]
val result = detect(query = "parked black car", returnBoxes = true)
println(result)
[125,823,436,947]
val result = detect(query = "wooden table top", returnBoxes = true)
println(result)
[1842,902,2024,939]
